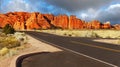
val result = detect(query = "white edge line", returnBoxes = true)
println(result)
[28,34,118,67]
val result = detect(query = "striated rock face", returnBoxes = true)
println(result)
[0,14,11,27]
[51,15,69,29]
[0,12,119,30]
[82,20,101,29]
[26,12,40,30]
[90,20,101,29]
[69,15,84,29]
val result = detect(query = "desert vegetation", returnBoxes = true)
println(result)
[0,24,28,58]
[0,32,28,57]
[38,30,120,38]
[2,24,15,34]
[38,29,120,45]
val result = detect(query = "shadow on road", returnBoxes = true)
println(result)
[16,52,50,67]
[16,51,112,67]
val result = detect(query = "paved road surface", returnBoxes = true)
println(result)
[18,31,120,67]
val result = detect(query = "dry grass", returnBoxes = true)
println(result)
[37,29,120,45]
[0,35,20,50]
[0,32,28,57]
[37,29,120,38]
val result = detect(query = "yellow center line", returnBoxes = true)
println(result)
[71,41,120,53]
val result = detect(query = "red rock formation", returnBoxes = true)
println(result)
[83,20,101,29]
[69,15,76,29]
[26,12,40,30]
[43,14,54,21]
[90,20,101,29]
[0,14,10,27]
[13,21,25,30]
[0,12,119,30]
[37,13,51,29]
[51,15,69,29]
[69,15,84,29]
[102,21,111,29]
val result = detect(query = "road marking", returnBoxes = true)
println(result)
[30,35,118,67]
[71,41,120,53]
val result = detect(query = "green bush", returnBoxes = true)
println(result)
[2,24,15,34]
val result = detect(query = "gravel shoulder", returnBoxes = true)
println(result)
[0,35,61,67]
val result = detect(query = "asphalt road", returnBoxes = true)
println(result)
[19,31,120,67]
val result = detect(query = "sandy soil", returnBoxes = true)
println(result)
[0,35,61,67]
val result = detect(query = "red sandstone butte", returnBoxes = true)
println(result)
[0,12,119,30]
[51,15,69,29]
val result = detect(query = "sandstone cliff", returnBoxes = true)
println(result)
[0,12,119,30]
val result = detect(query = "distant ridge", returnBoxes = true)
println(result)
[0,12,120,30]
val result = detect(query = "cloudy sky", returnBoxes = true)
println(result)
[0,0,120,24]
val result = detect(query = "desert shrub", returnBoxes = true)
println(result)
[14,32,28,44]
[2,24,15,34]
[84,31,97,38]
[3,24,9,32]
[68,34,72,37]
[0,36,20,49]
[91,32,100,38]
[63,33,67,36]
[0,47,9,56]
[3,40,20,48]
[0,32,7,37]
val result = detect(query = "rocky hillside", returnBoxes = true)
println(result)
[0,12,120,30]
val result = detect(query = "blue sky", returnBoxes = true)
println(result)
[0,0,120,24]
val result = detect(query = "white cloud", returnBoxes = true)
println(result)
[107,4,120,10]
[0,0,70,15]
[81,13,88,18]
[1,0,33,13]
[77,4,120,24]
[78,8,99,21]
[81,13,88,20]
[95,4,120,24]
